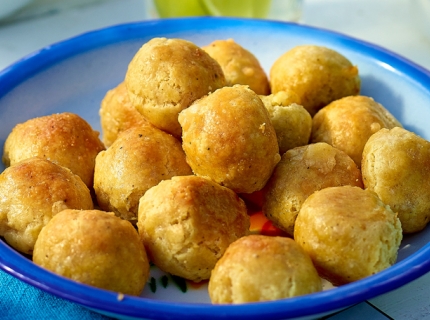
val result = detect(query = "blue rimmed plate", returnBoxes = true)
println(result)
[1,17,430,320]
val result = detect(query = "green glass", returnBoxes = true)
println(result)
[153,0,272,18]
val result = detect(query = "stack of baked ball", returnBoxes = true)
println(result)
[1,36,429,304]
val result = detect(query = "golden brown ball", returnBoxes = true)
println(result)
[311,95,401,167]
[260,91,312,154]
[179,85,280,194]
[99,82,150,147]
[362,127,430,233]
[137,175,250,282]
[270,45,361,116]
[33,209,149,296]
[208,235,322,303]
[263,142,363,237]
[294,186,402,286]
[94,125,192,222]
[0,157,93,254]
[259,89,301,107]
[202,38,270,95]
[2,112,105,188]
[125,37,226,138]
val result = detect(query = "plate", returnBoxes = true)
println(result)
[1,17,430,320]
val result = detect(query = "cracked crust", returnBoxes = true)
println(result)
[294,186,402,286]
[137,175,250,282]
[94,125,192,222]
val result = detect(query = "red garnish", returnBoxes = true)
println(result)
[249,211,286,237]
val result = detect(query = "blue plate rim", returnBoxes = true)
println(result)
[2,237,430,319]
[1,16,430,320]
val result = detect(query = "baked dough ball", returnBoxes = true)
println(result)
[0,157,93,255]
[260,92,312,154]
[137,175,249,282]
[94,125,192,222]
[294,186,402,286]
[208,235,322,303]
[263,142,363,237]
[362,127,430,233]
[311,95,401,167]
[270,45,361,116]
[179,85,280,194]
[125,37,226,138]
[259,89,302,107]
[2,112,105,188]
[33,209,149,296]
[202,38,270,95]
[99,82,150,147]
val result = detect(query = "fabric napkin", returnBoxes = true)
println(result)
[0,269,112,320]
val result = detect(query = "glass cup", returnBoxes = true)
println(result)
[144,0,303,22]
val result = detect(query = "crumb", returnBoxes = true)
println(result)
[259,123,266,133]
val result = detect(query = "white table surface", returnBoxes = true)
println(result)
[1,0,430,319]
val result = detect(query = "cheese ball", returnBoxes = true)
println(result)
[99,82,150,147]
[362,127,430,233]
[260,91,312,154]
[311,95,402,167]
[259,89,302,107]
[0,157,93,255]
[2,112,105,188]
[202,38,270,95]
[179,85,280,194]
[33,209,149,296]
[294,186,402,286]
[94,125,192,222]
[137,175,250,282]
[263,142,363,237]
[270,45,361,116]
[125,37,226,138]
[208,235,322,304]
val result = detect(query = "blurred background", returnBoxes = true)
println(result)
[0,0,429,72]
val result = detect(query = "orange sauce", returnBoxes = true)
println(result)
[249,211,286,237]
[240,190,287,237]
[187,279,209,289]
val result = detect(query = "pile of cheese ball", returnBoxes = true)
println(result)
[1,36,429,304]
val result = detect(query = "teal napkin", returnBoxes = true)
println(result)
[0,269,112,320]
